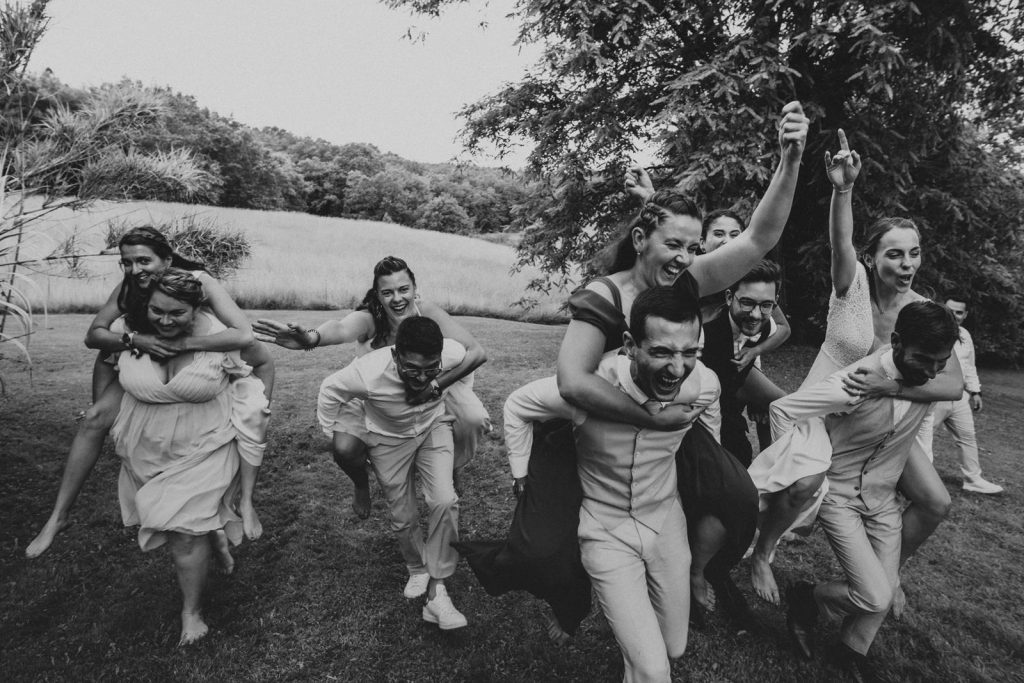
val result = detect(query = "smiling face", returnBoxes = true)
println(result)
[146,289,197,339]
[945,299,968,325]
[392,348,443,394]
[892,334,953,387]
[376,270,417,322]
[726,280,778,337]
[702,215,743,254]
[624,315,702,402]
[867,227,921,294]
[633,213,703,288]
[120,244,173,290]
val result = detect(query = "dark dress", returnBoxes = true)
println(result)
[455,273,758,633]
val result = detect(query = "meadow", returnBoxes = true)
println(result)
[2,311,1022,682]
[14,200,568,321]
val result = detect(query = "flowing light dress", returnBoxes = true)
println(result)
[112,314,269,551]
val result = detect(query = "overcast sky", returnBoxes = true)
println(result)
[30,0,540,167]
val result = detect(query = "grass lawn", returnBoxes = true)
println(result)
[2,313,1022,682]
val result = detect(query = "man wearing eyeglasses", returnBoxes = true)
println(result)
[700,260,787,469]
[317,316,469,630]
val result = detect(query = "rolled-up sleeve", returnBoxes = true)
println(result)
[503,377,577,479]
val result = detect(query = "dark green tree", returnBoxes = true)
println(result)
[386,0,1024,362]
[415,193,474,234]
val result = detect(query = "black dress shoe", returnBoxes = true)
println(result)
[786,581,818,660]
[834,643,874,683]
[710,575,756,633]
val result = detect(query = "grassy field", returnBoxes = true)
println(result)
[2,313,1023,682]
[14,200,567,321]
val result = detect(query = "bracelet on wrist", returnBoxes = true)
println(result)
[833,185,853,194]
[302,329,321,351]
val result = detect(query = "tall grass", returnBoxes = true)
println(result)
[16,201,572,322]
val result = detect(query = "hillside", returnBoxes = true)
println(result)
[19,200,570,322]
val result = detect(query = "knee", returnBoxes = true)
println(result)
[81,401,117,432]
[168,532,198,556]
[425,488,459,513]
[850,583,893,614]
[331,438,366,469]
[633,654,672,683]
[916,488,952,520]
[788,474,825,505]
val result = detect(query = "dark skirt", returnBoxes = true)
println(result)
[455,420,758,633]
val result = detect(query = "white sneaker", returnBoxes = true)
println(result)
[403,572,430,599]
[963,477,1004,494]
[422,585,468,630]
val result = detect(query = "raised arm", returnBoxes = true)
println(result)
[253,310,375,351]
[688,101,808,295]
[825,129,862,297]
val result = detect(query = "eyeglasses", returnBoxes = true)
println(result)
[735,298,776,314]
[396,360,443,379]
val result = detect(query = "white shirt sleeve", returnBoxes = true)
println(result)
[770,372,859,440]
[317,363,369,434]
[958,330,981,393]
[503,376,578,479]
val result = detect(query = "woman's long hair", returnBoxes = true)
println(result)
[857,217,921,302]
[357,256,417,349]
[606,190,701,274]
[117,226,206,320]
[125,268,206,333]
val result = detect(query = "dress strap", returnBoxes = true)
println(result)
[590,276,622,312]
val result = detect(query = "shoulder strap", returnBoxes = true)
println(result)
[590,276,622,312]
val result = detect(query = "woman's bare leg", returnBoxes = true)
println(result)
[689,516,724,613]
[332,431,371,519]
[893,441,951,616]
[26,358,122,558]
[169,532,211,646]
[238,462,262,540]
[749,472,826,605]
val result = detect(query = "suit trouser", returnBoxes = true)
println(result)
[814,495,901,655]
[579,497,691,683]
[921,393,982,480]
[367,418,459,579]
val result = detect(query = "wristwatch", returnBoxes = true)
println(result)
[429,379,442,399]
[121,330,136,349]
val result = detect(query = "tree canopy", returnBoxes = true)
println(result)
[387,0,1024,363]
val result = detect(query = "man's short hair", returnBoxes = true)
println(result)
[944,294,967,306]
[729,259,781,295]
[895,301,959,352]
[395,316,443,357]
[629,286,702,344]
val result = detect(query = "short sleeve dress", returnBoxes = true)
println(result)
[112,314,268,551]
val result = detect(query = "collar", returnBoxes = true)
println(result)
[615,354,652,405]
[879,349,903,382]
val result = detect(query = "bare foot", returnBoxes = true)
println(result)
[750,554,780,606]
[178,611,209,646]
[25,516,71,559]
[352,485,371,520]
[543,607,570,646]
[691,573,717,612]
[892,585,907,620]
[211,530,235,575]
[239,501,263,541]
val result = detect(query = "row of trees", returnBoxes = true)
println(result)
[387,0,1024,364]
[9,71,533,235]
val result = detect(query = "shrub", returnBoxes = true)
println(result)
[414,194,474,235]
[105,214,251,279]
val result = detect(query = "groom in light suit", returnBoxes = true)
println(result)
[776,301,959,681]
